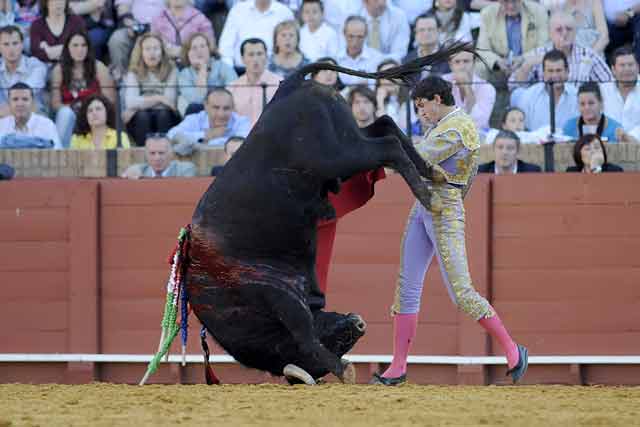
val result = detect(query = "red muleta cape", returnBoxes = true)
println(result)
[315,168,386,293]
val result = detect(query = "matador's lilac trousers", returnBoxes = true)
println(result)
[378,108,523,382]
[391,186,493,320]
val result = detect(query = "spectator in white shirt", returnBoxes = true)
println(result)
[427,0,474,44]
[393,0,433,25]
[0,82,61,149]
[299,0,339,62]
[600,46,640,131]
[169,87,251,150]
[542,0,610,55]
[218,0,294,69]
[602,0,640,62]
[0,25,48,117]
[511,11,613,88]
[511,49,579,132]
[326,0,361,29]
[354,0,410,63]
[336,15,384,87]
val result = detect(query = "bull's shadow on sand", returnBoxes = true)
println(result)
[184,42,479,385]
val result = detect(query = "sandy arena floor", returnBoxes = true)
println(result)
[1,384,639,427]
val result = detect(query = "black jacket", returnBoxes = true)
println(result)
[566,163,624,172]
[0,163,14,180]
[477,160,542,174]
[211,165,224,176]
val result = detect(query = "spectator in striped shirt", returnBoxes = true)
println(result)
[511,11,613,89]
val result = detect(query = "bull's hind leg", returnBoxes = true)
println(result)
[264,290,356,383]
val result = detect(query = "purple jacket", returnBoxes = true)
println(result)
[151,6,214,49]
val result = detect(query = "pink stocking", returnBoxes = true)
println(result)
[478,312,519,369]
[382,313,418,378]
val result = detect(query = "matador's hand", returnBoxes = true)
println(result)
[423,165,447,184]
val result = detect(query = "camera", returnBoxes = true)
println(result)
[132,22,149,36]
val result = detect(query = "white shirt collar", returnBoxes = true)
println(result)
[0,56,27,74]
[10,113,36,132]
[494,161,518,175]
[250,0,275,14]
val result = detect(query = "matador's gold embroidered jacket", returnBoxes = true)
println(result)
[415,107,479,196]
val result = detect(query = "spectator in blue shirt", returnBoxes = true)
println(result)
[563,81,623,142]
[511,49,578,133]
[168,87,251,151]
[0,25,47,117]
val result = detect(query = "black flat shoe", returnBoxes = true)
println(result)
[369,372,407,386]
[506,344,529,384]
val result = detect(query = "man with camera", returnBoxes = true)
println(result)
[108,0,166,79]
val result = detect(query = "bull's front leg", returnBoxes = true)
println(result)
[352,134,441,212]
[361,115,445,184]
[382,137,442,213]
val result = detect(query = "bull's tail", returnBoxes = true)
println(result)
[275,40,483,100]
[139,225,220,385]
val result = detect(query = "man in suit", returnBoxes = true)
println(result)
[478,130,542,174]
[476,0,549,126]
[476,0,549,80]
[121,134,197,179]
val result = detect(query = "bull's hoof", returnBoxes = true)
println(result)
[340,360,356,384]
[284,364,316,385]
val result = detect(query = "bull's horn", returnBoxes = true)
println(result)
[283,364,316,385]
[350,314,366,333]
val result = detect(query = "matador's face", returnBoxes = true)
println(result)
[414,97,441,127]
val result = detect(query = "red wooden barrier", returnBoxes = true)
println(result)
[1,174,639,385]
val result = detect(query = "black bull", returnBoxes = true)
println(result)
[185,42,476,382]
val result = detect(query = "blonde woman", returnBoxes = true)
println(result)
[177,32,237,116]
[268,19,309,79]
[123,32,179,146]
[71,94,131,149]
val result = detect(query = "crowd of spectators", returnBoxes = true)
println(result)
[1,0,640,179]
